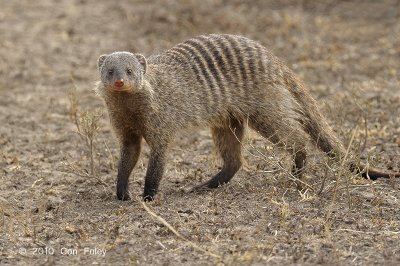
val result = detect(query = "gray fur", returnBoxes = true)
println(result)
[95,34,399,201]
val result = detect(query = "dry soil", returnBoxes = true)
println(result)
[1,0,399,265]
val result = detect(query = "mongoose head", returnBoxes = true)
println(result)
[97,52,147,93]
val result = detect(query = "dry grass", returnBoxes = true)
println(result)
[68,87,102,177]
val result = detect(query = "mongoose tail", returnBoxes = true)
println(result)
[289,75,400,180]
[351,163,400,180]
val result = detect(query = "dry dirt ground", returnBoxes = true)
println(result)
[1,0,400,265]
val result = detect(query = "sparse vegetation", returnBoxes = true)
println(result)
[0,0,399,265]
[68,87,102,177]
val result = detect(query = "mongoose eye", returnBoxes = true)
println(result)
[127,69,133,75]
[108,69,114,75]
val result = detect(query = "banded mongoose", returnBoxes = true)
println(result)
[96,34,400,201]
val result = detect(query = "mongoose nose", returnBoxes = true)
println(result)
[115,79,124,87]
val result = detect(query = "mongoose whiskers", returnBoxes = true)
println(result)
[95,34,400,201]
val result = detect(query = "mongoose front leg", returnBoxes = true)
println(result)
[116,135,142,201]
[143,146,168,201]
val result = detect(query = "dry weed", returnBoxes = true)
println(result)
[68,87,102,177]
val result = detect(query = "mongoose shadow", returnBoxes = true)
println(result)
[95,34,400,201]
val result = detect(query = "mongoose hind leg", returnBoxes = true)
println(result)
[192,117,244,191]
[284,137,308,190]
[292,149,307,179]
[249,116,308,181]
[116,134,142,201]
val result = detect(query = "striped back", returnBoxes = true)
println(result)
[165,34,274,96]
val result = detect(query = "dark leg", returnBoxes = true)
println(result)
[143,146,168,201]
[116,134,142,201]
[193,117,244,190]
[291,149,307,179]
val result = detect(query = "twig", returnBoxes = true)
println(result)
[363,157,381,206]
[61,163,108,187]
[326,126,357,222]
[104,140,116,170]
[317,162,330,195]
[141,200,222,260]
[348,88,369,153]
[335,228,400,235]
[341,127,357,209]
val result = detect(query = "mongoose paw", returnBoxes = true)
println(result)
[143,194,154,202]
[189,171,234,193]
[116,190,131,201]
[188,181,219,193]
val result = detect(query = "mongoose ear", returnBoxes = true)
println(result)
[97,54,108,71]
[135,54,147,74]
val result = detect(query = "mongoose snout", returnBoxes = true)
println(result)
[95,34,399,202]
[114,79,124,88]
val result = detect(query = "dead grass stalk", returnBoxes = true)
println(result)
[141,200,222,260]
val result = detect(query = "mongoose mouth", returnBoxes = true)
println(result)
[107,85,134,93]
[110,87,132,93]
